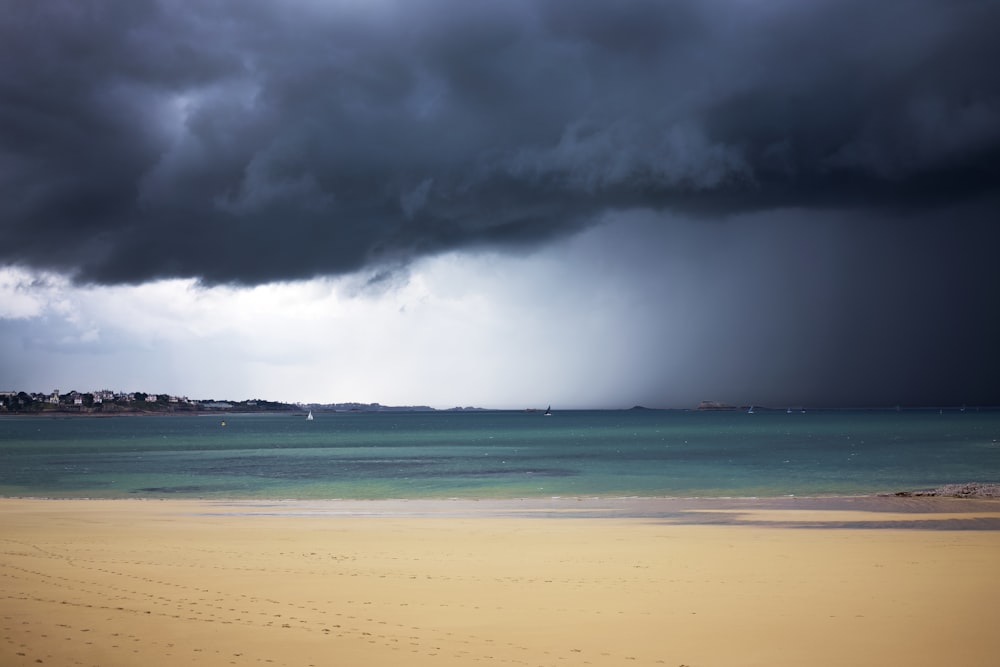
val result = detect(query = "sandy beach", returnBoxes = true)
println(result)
[3,498,1000,667]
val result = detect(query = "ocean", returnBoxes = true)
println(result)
[1,409,998,499]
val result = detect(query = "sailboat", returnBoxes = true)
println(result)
[544,405,552,416]
[306,410,314,421]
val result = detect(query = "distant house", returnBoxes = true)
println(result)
[93,390,115,404]
[48,390,60,405]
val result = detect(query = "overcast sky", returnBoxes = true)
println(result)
[2,0,999,408]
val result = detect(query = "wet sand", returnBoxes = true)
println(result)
[2,497,1000,667]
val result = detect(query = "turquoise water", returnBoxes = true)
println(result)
[1,409,998,499]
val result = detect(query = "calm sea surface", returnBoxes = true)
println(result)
[1,409,998,499]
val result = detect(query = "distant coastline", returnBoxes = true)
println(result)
[0,402,470,416]
[0,389,483,415]
[2,390,994,415]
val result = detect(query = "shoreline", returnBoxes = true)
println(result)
[4,493,1000,526]
[3,480,999,504]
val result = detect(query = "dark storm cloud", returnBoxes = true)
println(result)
[1,0,998,285]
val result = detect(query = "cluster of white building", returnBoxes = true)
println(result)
[4,389,192,406]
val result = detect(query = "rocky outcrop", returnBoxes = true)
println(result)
[889,482,1000,499]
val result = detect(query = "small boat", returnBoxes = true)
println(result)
[544,405,552,416]
[306,410,314,421]
[747,406,755,414]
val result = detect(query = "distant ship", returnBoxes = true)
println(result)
[306,410,314,421]
[747,406,755,414]
[544,405,552,416]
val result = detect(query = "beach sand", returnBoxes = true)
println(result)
[2,498,1000,667]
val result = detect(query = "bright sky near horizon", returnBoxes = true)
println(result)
[2,0,998,408]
